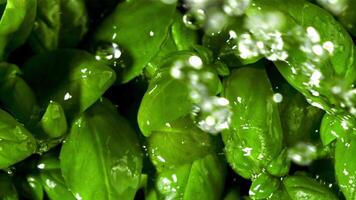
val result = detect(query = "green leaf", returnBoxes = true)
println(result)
[320,114,355,146]
[156,154,226,200]
[138,51,221,137]
[40,170,75,200]
[39,101,67,139]
[93,0,177,83]
[223,188,241,200]
[248,0,356,116]
[0,62,40,127]
[23,49,116,119]
[249,172,280,199]
[148,117,215,171]
[0,0,37,60]
[266,148,290,177]
[0,109,36,169]
[0,173,18,200]
[278,83,324,146]
[18,175,43,200]
[222,66,284,179]
[145,13,198,78]
[316,0,356,36]
[335,133,356,200]
[29,0,88,52]
[283,174,338,200]
[60,99,143,200]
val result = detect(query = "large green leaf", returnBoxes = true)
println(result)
[0,0,37,60]
[23,49,116,118]
[222,66,284,179]
[29,0,88,52]
[93,0,177,83]
[138,51,222,137]
[60,99,143,200]
[246,0,356,117]
[0,109,36,169]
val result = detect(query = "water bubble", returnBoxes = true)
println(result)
[63,92,72,101]
[183,9,206,30]
[288,143,317,166]
[45,179,56,188]
[94,42,124,68]
[272,93,283,103]
[223,0,251,16]
[193,97,232,134]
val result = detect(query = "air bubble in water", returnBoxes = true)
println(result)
[193,97,232,134]
[183,9,206,30]
[94,42,124,68]
[223,0,251,16]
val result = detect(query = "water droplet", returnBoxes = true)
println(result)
[63,92,72,101]
[94,42,124,68]
[193,97,232,134]
[183,9,206,30]
[45,179,56,188]
[223,0,251,16]
[272,93,283,103]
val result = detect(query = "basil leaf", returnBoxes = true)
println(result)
[248,0,356,116]
[283,174,338,200]
[249,172,280,199]
[222,66,284,179]
[148,117,215,171]
[93,0,177,83]
[23,49,116,118]
[335,133,356,200]
[18,175,43,200]
[316,0,356,36]
[40,170,75,200]
[29,0,89,52]
[138,52,221,137]
[278,83,324,146]
[156,154,226,200]
[0,173,18,200]
[39,101,67,139]
[0,0,36,60]
[60,99,143,200]
[0,109,36,169]
[0,62,40,127]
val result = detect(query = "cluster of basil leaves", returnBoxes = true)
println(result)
[0,0,355,199]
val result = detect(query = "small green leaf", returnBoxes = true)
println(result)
[249,172,280,199]
[40,170,75,200]
[156,154,226,200]
[335,133,356,200]
[40,101,67,139]
[148,117,214,171]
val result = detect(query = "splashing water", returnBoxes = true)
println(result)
[169,54,232,134]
